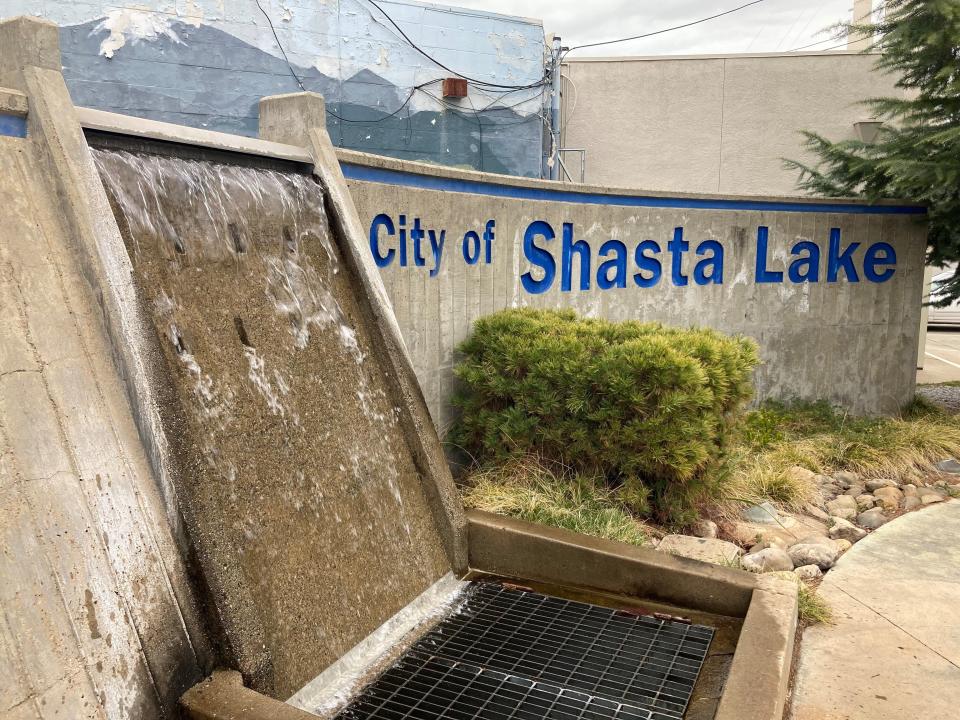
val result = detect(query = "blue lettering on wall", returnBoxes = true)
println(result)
[521,220,556,294]
[668,227,689,287]
[427,229,445,278]
[561,222,591,292]
[694,240,723,285]
[463,230,481,265]
[370,213,395,267]
[597,239,628,290]
[827,227,861,283]
[634,240,662,288]
[863,242,896,282]
[789,240,821,283]
[398,214,408,266]
[755,226,784,283]
[411,217,426,267]
[483,220,496,264]
[366,214,900,293]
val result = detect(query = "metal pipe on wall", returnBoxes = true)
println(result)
[549,35,562,181]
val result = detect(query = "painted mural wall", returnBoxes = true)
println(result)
[2,0,547,177]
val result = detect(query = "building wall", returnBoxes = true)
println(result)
[338,149,927,432]
[0,0,546,176]
[561,52,903,195]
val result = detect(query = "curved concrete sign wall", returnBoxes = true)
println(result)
[337,151,928,427]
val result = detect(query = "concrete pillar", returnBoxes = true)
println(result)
[848,0,874,50]
[0,16,61,91]
[259,91,326,147]
[0,17,213,716]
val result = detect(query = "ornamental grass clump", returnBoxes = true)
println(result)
[451,309,759,523]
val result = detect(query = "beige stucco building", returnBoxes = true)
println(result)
[560,50,902,196]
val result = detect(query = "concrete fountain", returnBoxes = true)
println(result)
[0,16,796,720]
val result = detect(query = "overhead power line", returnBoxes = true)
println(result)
[788,40,857,54]
[325,80,439,123]
[364,0,548,90]
[785,4,883,53]
[255,0,305,91]
[326,80,545,125]
[564,0,770,53]
[254,0,548,124]
[782,0,829,51]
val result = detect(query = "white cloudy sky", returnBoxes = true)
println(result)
[450,0,866,56]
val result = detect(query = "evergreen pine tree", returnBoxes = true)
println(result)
[785,0,960,300]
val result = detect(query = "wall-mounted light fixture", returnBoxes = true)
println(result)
[853,120,884,144]
[442,78,468,98]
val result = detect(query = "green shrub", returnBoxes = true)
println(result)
[450,309,759,522]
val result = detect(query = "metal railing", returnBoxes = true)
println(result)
[558,148,586,183]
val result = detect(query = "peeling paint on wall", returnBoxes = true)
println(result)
[95,9,184,58]
[2,0,547,176]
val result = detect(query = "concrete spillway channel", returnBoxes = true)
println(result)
[0,16,796,720]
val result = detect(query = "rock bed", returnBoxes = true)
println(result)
[653,466,959,579]
[916,383,960,413]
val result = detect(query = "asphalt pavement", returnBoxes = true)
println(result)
[918,329,960,384]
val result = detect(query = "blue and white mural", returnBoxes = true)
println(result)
[3,0,547,176]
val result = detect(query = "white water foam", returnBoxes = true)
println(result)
[287,573,469,717]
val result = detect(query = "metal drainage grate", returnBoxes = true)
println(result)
[337,583,713,720]
[340,650,653,720]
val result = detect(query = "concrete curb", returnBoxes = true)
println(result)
[716,574,798,720]
[466,509,756,617]
[182,671,319,720]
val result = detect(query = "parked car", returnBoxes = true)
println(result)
[928,267,960,326]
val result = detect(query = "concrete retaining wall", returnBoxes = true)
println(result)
[0,19,212,718]
[338,149,928,430]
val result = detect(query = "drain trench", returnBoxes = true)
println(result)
[337,583,714,720]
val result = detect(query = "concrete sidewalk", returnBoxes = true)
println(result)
[789,500,960,719]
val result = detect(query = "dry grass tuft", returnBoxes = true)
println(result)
[798,583,832,625]
[721,400,960,511]
[461,456,651,547]
[456,400,960,547]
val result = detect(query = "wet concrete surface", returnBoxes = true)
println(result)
[94,146,451,696]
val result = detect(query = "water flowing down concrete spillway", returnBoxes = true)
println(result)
[91,146,451,697]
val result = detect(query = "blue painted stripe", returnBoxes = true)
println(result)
[0,114,26,138]
[340,162,926,216]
